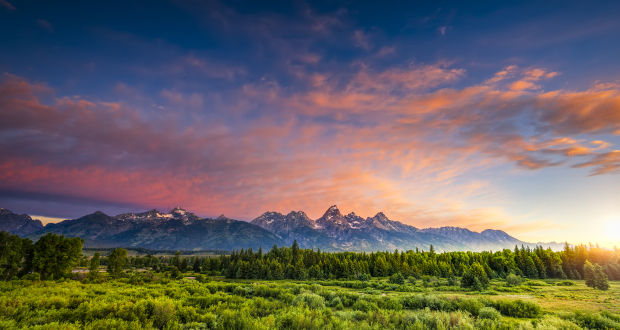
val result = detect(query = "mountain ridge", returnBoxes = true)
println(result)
[0,206,565,252]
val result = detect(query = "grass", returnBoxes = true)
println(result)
[1,272,619,329]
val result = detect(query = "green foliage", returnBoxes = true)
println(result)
[556,280,576,286]
[0,232,29,281]
[357,273,370,282]
[584,261,610,290]
[561,311,620,329]
[89,252,101,279]
[351,299,379,313]
[20,272,40,281]
[291,292,325,310]
[388,272,405,285]
[506,273,522,286]
[457,298,485,316]
[478,307,502,320]
[490,299,543,318]
[106,248,128,278]
[30,233,84,280]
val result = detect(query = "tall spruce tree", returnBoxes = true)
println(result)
[88,252,101,279]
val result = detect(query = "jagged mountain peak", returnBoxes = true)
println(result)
[0,207,44,236]
[93,211,107,216]
[373,212,389,220]
[169,206,187,214]
[114,209,171,221]
[216,214,228,220]
[322,205,343,219]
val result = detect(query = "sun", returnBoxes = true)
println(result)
[607,221,620,240]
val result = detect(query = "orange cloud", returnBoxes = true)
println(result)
[2,64,619,232]
[510,80,540,91]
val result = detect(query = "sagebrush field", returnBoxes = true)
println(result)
[1,232,619,329]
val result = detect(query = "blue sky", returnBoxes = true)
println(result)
[1,0,619,246]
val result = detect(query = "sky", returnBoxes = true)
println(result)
[1,0,619,247]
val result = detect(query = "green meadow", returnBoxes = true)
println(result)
[1,274,620,329]
[1,232,620,329]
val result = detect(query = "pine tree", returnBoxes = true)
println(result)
[524,256,539,278]
[593,264,610,290]
[374,256,388,277]
[192,258,201,273]
[272,262,284,280]
[291,240,300,265]
[470,262,490,288]
[584,261,595,288]
[88,252,101,279]
[173,251,181,269]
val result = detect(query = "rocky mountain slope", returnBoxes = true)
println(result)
[26,208,285,251]
[0,208,44,236]
[2,205,565,252]
[251,205,467,251]
[420,227,565,251]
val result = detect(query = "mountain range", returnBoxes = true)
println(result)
[0,206,564,252]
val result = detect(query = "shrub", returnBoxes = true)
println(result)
[329,296,342,307]
[534,315,581,330]
[563,311,620,329]
[389,272,405,285]
[506,273,522,286]
[556,280,576,286]
[457,298,485,316]
[380,297,403,311]
[351,300,379,313]
[492,299,542,318]
[447,276,460,286]
[357,273,371,282]
[21,273,41,281]
[478,307,501,320]
[291,292,326,310]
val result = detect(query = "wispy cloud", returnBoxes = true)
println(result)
[0,0,15,11]
[37,19,53,32]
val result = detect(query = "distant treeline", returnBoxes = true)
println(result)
[82,247,230,255]
[214,242,620,284]
[1,231,618,288]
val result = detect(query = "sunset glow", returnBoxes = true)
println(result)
[1,0,619,246]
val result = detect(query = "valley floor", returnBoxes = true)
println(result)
[1,273,619,329]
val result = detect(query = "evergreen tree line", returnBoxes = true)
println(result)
[1,230,618,289]
[213,241,619,286]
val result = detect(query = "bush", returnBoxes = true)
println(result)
[478,307,501,320]
[21,273,41,281]
[506,273,522,286]
[329,296,342,307]
[556,280,576,286]
[357,273,371,282]
[562,311,620,329]
[534,315,581,330]
[351,300,379,313]
[389,272,405,285]
[457,298,485,316]
[492,299,542,318]
[291,292,326,310]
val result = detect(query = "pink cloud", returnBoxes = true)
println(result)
[0,0,15,11]
[510,80,540,91]
[2,62,620,230]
